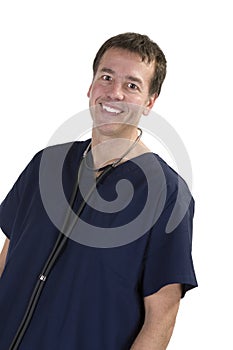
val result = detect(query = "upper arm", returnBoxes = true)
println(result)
[130,284,182,349]
[144,283,182,330]
[0,236,10,277]
[142,193,198,298]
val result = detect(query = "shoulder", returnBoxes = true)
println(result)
[29,139,90,169]
[143,152,192,197]
[35,139,90,160]
[151,153,193,200]
[7,140,91,194]
[147,153,194,232]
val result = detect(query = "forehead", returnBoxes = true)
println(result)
[97,48,155,82]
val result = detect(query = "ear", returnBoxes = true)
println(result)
[87,84,92,98]
[143,93,158,116]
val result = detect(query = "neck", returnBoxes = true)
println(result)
[91,125,138,147]
[90,126,150,170]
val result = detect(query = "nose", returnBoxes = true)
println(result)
[107,81,124,100]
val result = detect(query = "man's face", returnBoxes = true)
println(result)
[87,48,157,137]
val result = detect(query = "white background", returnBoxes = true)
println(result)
[0,0,232,348]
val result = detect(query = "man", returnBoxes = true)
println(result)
[0,32,197,349]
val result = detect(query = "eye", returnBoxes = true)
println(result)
[102,75,112,81]
[127,82,138,90]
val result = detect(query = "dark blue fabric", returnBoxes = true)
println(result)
[0,140,197,350]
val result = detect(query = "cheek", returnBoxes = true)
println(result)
[87,85,92,98]
[129,95,148,107]
[88,82,101,99]
[87,87,96,105]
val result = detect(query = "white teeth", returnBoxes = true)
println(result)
[102,104,121,114]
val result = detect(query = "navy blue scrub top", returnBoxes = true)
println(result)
[0,140,198,350]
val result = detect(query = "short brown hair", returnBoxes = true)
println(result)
[92,32,167,96]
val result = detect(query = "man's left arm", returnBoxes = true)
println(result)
[130,283,182,350]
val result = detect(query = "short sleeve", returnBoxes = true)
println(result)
[142,180,198,298]
[0,152,41,239]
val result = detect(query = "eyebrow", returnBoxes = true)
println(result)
[100,67,143,86]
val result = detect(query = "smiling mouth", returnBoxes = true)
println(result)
[101,103,124,115]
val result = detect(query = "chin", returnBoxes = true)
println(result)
[93,122,126,137]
